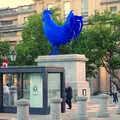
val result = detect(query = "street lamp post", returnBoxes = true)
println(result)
[10,50,16,65]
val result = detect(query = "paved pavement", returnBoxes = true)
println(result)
[0,96,120,120]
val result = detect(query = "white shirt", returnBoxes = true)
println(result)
[112,84,117,93]
[3,85,10,94]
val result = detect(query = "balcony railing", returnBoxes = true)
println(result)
[0,25,23,32]
[0,21,18,28]
[101,0,120,5]
[0,4,35,17]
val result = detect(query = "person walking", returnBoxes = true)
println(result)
[112,82,118,103]
[3,83,10,106]
[65,82,73,110]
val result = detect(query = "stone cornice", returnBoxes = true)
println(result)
[35,54,88,63]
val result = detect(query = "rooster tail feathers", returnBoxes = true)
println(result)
[72,15,84,39]
[64,10,74,25]
[66,10,74,20]
[79,19,84,32]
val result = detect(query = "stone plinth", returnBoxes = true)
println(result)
[17,99,30,120]
[97,94,109,117]
[35,54,90,99]
[76,96,88,120]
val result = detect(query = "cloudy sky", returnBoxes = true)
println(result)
[0,0,33,8]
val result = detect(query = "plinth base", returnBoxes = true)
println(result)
[98,112,109,118]
[77,116,88,120]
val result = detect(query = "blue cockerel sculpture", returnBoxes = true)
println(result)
[42,9,83,55]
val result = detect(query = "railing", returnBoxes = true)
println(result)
[101,0,120,5]
[0,4,35,17]
[0,25,23,32]
[0,21,18,28]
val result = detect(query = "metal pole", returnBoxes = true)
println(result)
[110,75,112,94]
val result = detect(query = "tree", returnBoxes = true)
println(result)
[0,41,10,65]
[16,7,62,65]
[16,8,120,84]
[62,10,120,82]
[16,13,51,65]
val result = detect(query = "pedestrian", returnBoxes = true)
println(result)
[65,82,73,110]
[3,83,10,106]
[112,82,118,103]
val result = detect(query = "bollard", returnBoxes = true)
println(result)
[76,96,88,120]
[97,94,109,117]
[17,99,30,120]
[50,98,62,120]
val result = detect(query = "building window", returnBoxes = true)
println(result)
[24,17,28,22]
[64,2,71,18]
[0,21,13,26]
[81,0,88,17]
[48,4,54,10]
[110,6,117,12]
[0,19,17,26]
[2,32,17,38]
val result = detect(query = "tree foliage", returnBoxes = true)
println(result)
[16,8,120,82]
[16,7,62,65]
[61,10,120,81]
[85,10,120,81]
[0,41,10,65]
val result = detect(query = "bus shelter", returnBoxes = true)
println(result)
[0,66,65,114]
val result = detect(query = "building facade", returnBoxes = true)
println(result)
[101,0,120,13]
[0,0,120,47]
[0,0,120,93]
[0,4,35,48]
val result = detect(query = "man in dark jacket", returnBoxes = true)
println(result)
[65,82,73,110]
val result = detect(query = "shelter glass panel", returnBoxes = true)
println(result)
[3,73,43,108]
[23,73,43,108]
[48,73,61,106]
[3,73,20,107]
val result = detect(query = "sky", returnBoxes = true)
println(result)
[0,0,34,8]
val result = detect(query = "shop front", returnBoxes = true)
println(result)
[0,66,65,114]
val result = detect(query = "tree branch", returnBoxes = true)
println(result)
[101,56,120,83]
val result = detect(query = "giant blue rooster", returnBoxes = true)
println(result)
[42,9,83,55]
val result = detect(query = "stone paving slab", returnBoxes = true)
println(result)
[0,112,120,120]
[0,96,120,120]
[0,119,9,120]
[0,118,16,120]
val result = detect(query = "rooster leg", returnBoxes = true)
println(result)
[50,46,60,55]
